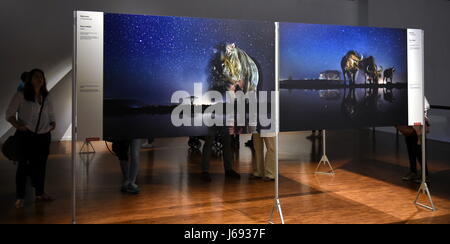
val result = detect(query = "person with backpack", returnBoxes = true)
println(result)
[5,69,56,208]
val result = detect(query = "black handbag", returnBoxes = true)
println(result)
[2,96,46,162]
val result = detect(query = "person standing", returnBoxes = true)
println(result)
[399,97,430,182]
[6,69,56,208]
[112,139,141,194]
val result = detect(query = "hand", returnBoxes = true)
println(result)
[16,125,28,132]
[49,122,56,132]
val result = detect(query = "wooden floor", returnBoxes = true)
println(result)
[1,130,450,224]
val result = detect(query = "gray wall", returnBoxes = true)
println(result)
[2,0,449,141]
[367,0,450,107]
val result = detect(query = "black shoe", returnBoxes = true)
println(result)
[201,172,212,182]
[402,172,419,182]
[263,177,275,182]
[121,184,140,195]
[249,174,262,180]
[225,170,241,179]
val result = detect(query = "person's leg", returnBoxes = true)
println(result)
[34,133,51,199]
[252,134,264,178]
[112,140,131,184]
[16,161,28,200]
[221,127,240,179]
[402,132,419,181]
[221,132,233,172]
[128,139,141,186]
[201,130,215,173]
[15,131,31,206]
[27,134,42,196]
[142,138,154,149]
[119,160,130,183]
[263,137,276,180]
[405,134,418,174]
[200,129,216,182]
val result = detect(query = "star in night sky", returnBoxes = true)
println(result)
[279,22,407,83]
[104,13,275,106]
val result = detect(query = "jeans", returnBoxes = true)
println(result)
[112,139,141,185]
[16,131,51,199]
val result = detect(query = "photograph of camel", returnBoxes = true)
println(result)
[279,22,408,131]
[103,13,275,140]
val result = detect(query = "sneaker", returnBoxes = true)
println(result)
[402,172,419,182]
[250,174,262,180]
[225,170,241,179]
[123,183,140,195]
[201,172,212,182]
[15,199,24,209]
[142,143,154,149]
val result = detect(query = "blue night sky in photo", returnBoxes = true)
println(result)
[280,22,407,82]
[104,13,275,106]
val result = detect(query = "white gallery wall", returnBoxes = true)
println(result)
[1,0,449,142]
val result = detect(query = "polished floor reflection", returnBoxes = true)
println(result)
[1,130,449,224]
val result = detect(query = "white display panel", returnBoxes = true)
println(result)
[75,11,104,140]
[407,29,425,126]
[73,11,424,138]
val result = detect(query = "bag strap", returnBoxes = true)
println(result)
[35,95,47,133]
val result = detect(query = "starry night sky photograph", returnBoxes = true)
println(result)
[279,22,409,132]
[280,22,407,82]
[104,13,275,106]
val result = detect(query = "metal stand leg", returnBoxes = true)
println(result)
[315,130,335,175]
[269,22,285,224]
[269,132,285,224]
[414,112,436,211]
[269,198,285,224]
[414,182,436,211]
[79,141,95,154]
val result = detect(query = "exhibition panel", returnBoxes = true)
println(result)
[73,11,431,224]
[75,11,104,141]
[75,12,425,140]
[279,22,412,131]
[103,13,276,140]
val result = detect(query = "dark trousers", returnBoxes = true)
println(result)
[201,127,233,173]
[111,140,131,161]
[16,131,51,199]
[405,131,428,175]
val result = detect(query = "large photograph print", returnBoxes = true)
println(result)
[104,13,275,140]
[279,23,408,131]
